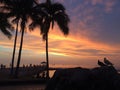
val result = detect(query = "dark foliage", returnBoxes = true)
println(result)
[29,0,70,40]
[29,0,70,79]
[0,13,12,39]
[0,0,38,78]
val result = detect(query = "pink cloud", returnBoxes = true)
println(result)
[104,1,116,13]
[91,0,103,5]
[91,0,117,13]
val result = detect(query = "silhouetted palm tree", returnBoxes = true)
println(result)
[30,0,70,78]
[0,0,38,78]
[0,13,12,39]
[0,0,22,76]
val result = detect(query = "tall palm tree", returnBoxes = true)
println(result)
[0,13,12,39]
[0,0,38,78]
[30,0,70,78]
[0,0,22,76]
[14,0,37,78]
[0,0,14,74]
[10,19,19,76]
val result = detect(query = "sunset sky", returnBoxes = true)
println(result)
[0,0,120,69]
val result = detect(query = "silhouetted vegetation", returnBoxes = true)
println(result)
[29,0,70,79]
[0,13,13,39]
[0,0,39,78]
[0,62,47,79]
[0,0,70,79]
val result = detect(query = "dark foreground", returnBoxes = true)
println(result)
[0,78,47,86]
[1,59,120,90]
[0,84,45,90]
[46,60,120,90]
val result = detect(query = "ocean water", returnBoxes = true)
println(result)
[0,84,45,90]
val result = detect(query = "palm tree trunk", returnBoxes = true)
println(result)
[14,22,25,78]
[10,21,19,76]
[46,33,49,79]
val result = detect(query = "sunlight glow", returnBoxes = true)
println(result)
[50,52,68,56]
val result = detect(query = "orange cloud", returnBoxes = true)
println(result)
[1,23,119,60]
[0,22,120,68]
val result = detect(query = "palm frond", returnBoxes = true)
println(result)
[29,13,43,31]
[52,3,65,13]
[12,17,20,24]
[41,18,50,34]
[54,12,70,35]
[0,27,12,39]
[0,13,13,39]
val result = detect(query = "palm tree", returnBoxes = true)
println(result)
[10,20,19,76]
[14,0,37,78]
[0,0,38,78]
[0,13,12,39]
[30,0,70,78]
[0,0,22,76]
